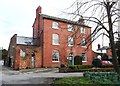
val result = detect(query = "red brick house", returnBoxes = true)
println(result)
[6,6,93,70]
[32,6,93,67]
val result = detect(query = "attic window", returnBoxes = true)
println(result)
[52,22,59,29]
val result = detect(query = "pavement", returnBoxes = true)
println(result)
[1,66,83,84]
[2,66,59,75]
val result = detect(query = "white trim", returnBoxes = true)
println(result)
[52,61,59,62]
[81,46,87,48]
[82,61,87,62]
[81,27,86,34]
[52,43,60,46]
[68,44,74,47]
[52,22,59,29]
[82,53,87,62]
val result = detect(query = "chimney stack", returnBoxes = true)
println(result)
[78,16,84,24]
[36,6,42,17]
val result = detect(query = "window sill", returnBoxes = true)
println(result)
[68,30,74,32]
[52,27,59,30]
[52,61,59,62]
[81,33,85,34]
[82,61,87,62]
[68,45,74,47]
[81,46,87,48]
[52,44,60,46]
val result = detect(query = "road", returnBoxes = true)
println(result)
[1,66,83,85]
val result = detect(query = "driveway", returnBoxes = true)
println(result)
[1,66,83,84]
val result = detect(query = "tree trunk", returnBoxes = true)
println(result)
[106,2,120,74]
[109,35,120,74]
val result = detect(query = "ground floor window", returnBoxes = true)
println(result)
[82,53,87,62]
[52,50,59,62]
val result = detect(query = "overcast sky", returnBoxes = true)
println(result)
[0,0,76,49]
[0,0,110,51]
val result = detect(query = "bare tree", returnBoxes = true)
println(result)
[64,0,120,74]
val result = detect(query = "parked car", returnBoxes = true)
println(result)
[102,60,113,66]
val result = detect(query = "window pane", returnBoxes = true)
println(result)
[82,53,86,61]
[67,25,73,32]
[52,50,59,61]
[68,36,74,46]
[81,27,85,34]
[52,34,59,45]
[82,38,86,46]
[52,22,59,29]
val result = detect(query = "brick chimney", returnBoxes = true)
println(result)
[36,6,42,17]
[78,16,84,24]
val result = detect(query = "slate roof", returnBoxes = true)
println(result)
[40,13,91,28]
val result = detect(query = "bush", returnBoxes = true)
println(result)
[102,65,113,68]
[102,53,109,60]
[92,58,102,68]
[74,55,82,65]
[83,72,120,85]
[60,64,66,68]
[68,65,92,70]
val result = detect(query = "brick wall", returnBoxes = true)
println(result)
[32,6,93,67]
[34,47,42,68]
[14,45,42,69]
[42,19,93,67]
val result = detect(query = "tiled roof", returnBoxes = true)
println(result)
[40,14,91,28]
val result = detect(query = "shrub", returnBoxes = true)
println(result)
[77,65,93,69]
[60,64,66,68]
[83,72,120,85]
[74,55,82,65]
[102,53,109,60]
[69,65,78,70]
[92,58,102,68]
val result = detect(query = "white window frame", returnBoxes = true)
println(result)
[20,49,26,58]
[81,27,85,34]
[81,38,86,47]
[52,50,59,62]
[67,25,73,32]
[82,53,87,62]
[68,36,74,46]
[52,34,59,45]
[52,22,59,29]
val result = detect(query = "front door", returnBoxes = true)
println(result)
[69,52,74,65]
[31,56,35,68]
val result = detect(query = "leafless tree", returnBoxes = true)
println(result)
[63,0,120,74]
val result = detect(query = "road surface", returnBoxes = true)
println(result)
[1,66,83,85]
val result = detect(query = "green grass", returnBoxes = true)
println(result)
[53,72,120,86]
[53,77,95,86]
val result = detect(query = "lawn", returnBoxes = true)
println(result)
[53,72,120,86]
[53,77,94,86]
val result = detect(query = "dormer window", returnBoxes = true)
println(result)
[52,22,59,29]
